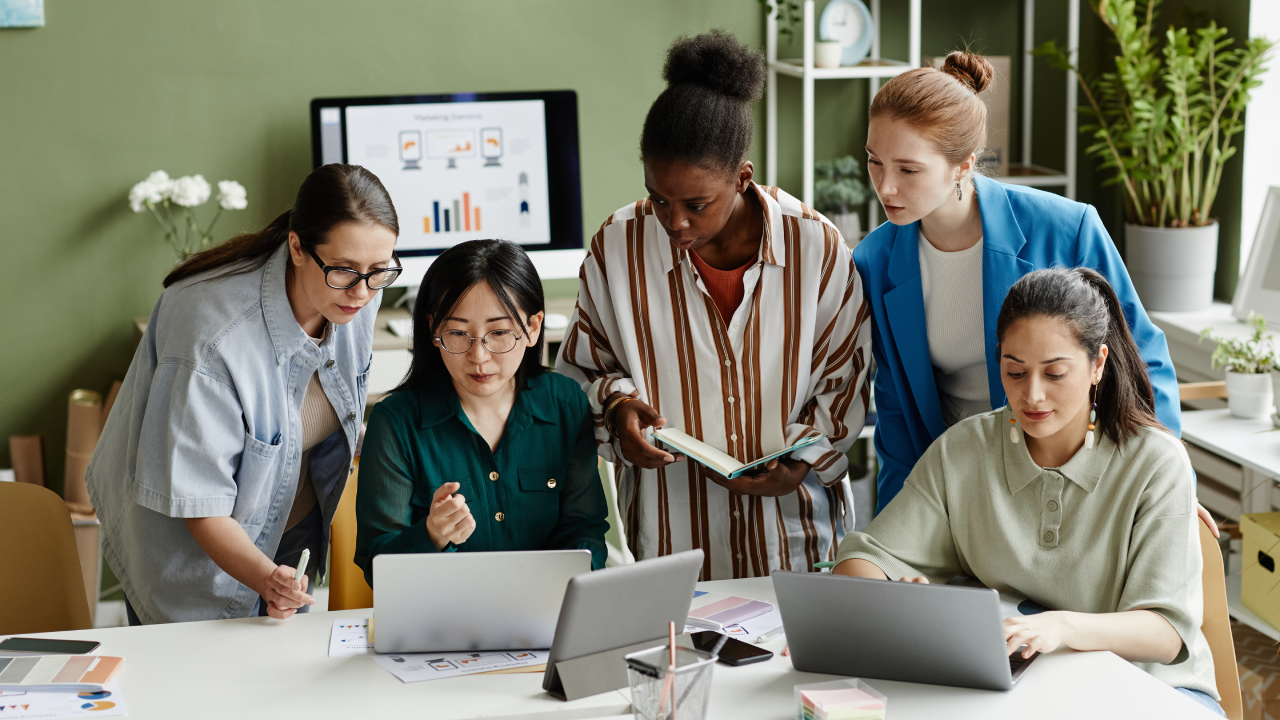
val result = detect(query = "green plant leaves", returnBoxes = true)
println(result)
[1035,0,1273,227]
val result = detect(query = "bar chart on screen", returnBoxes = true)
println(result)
[423,194,482,234]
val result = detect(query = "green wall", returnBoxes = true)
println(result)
[0,0,763,484]
[0,0,1256,489]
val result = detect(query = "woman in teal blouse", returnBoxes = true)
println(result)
[354,240,609,584]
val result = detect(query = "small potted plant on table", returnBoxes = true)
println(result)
[1201,313,1276,419]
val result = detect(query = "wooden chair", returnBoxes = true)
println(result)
[1199,520,1243,719]
[328,458,373,611]
[0,482,93,634]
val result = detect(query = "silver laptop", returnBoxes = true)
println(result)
[372,550,591,653]
[543,550,704,698]
[773,571,1040,691]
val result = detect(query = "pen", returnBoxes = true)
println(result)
[756,625,785,643]
[295,548,311,583]
[813,561,835,569]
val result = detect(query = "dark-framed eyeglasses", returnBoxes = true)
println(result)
[307,246,402,290]
[435,329,521,355]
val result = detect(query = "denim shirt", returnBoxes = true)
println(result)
[87,243,379,624]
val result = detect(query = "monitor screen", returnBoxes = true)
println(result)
[310,91,584,283]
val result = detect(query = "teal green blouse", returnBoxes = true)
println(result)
[354,371,608,584]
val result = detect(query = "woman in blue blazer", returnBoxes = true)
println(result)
[855,53,1197,522]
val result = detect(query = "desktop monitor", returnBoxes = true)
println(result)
[310,90,584,285]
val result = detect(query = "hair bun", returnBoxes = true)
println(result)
[940,51,994,94]
[663,29,765,103]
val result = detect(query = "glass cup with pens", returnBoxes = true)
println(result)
[625,621,723,720]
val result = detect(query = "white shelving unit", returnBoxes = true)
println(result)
[764,0,1080,228]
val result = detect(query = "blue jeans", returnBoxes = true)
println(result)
[1176,688,1225,717]
[123,505,324,625]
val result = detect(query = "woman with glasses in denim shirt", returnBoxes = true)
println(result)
[354,240,609,585]
[87,164,401,624]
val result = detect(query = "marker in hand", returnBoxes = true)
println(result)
[295,548,311,583]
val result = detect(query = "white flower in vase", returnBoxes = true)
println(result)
[128,170,174,212]
[169,175,212,207]
[216,180,248,210]
[126,170,247,259]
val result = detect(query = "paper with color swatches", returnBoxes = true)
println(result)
[0,657,123,693]
[800,687,886,720]
[685,592,774,631]
[0,681,127,719]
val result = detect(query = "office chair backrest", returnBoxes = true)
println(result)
[1200,521,1243,720]
[328,459,373,611]
[0,482,93,634]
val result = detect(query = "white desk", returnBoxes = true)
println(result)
[1181,408,1280,518]
[5,578,1218,719]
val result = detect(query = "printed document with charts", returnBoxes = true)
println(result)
[329,618,547,683]
[651,428,824,479]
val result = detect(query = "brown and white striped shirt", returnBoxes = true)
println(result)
[556,183,873,580]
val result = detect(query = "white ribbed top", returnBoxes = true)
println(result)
[918,233,990,427]
[286,330,342,530]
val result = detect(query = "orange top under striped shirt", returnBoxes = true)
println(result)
[689,250,752,324]
[555,183,872,580]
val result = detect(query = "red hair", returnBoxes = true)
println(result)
[869,51,994,167]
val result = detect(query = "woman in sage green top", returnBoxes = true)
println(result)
[355,240,609,584]
[834,268,1220,713]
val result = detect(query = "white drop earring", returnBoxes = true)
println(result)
[1085,382,1098,450]
[1008,403,1020,444]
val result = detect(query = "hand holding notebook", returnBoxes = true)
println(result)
[651,428,824,479]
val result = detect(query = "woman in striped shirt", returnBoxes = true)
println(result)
[556,30,873,580]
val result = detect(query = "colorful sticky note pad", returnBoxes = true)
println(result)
[800,688,885,720]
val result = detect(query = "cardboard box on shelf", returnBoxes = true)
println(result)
[923,55,1011,176]
[1241,512,1280,631]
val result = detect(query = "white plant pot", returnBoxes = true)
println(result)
[829,211,862,248]
[1226,370,1273,419]
[815,41,844,68]
[1271,369,1280,425]
[1124,222,1218,312]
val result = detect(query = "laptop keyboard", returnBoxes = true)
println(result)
[1008,650,1040,682]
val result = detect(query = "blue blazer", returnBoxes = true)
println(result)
[853,175,1181,511]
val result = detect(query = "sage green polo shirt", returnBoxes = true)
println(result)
[354,371,609,585]
[836,407,1217,698]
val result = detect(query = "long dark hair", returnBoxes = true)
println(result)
[640,29,764,172]
[395,240,547,393]
[163,164,398,288]
[996,267,1162,446]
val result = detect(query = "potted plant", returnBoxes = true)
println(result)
[1035,0,1272,312]
[1200,313,1276,419]
[814,156,869,247]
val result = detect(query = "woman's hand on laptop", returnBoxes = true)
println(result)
[1003,612,1066,659]
[426,482,476,550]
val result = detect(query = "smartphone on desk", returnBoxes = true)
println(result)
[690,631,773,666]
[0,637,101,654]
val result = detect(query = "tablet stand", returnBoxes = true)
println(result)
[545,634,695,701]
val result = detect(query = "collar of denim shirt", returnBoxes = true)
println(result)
[260,243,335,366]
